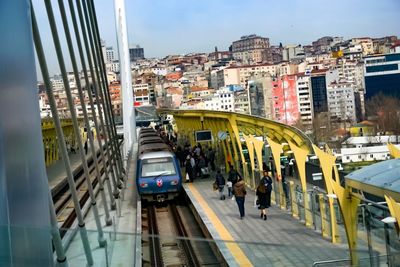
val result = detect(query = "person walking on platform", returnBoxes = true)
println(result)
[185,155,194,182]
[257,169,273,220]
[207,148,216,171]
[215,170,226,200]
[233,177,246,219]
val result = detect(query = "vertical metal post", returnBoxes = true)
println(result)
[88,0,127,175]
[67,0,116,212]
[76,0,121,199]
[384,223,392,267]
[0,2,53,266]
[43,0,106,248]
[31,7,94,266]
[82,0,124,187]
[57,0,112,226]
[311,190,317,230]
[112,0,136,157]
[362,206,375,267]
[48,193,68,267]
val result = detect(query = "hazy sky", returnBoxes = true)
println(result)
[32,0,400,76]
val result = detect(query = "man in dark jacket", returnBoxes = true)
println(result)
[233,177,246,219]
[215,170,225,200]
[185,156,194,182]
[228,165,241,187]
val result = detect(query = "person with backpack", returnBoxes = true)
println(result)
[257,169,273,220]
[215,170,226,200]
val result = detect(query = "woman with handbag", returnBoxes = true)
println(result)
[257,169,273,220]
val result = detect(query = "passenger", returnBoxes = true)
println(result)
[207,148,216,171]
[194,145,201,157]
[215,170,225,200]
[185,155,194,182]
[233,176,246,219]
[228,164,241,188]
[281,161,289,202]
[198,155,207,178]
[175,146,185,167]
[226,179,233,198]
[257,169,273,220]
[190,154,196,180]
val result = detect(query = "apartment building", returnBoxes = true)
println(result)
[271,74,300,125]
[232,34,269,64]
[223,64,277,87]
[296,74,313,127]
[327,82,357,123]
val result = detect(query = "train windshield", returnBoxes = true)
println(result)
[141,157,177,177]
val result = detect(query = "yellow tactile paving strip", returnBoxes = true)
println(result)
[188,183,253,266]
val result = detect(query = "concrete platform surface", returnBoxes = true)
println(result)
[184,177,349,267]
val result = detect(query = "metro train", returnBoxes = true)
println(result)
[136,128,182,202]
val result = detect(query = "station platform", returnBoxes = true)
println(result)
[183,177,350,266]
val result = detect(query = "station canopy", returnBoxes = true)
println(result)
[345,159,400,201]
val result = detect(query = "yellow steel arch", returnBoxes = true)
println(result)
[163,110,312,150]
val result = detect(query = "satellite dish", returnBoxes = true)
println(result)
[218,131,228,140]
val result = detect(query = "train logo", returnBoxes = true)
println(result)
[156,179,163,187]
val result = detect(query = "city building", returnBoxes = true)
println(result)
[232,34,269,64]
[271,74,300,125]
[296,74,314,127]
[223,64,276,87]
[262,45,283,64]
[233,91,250,114]
[327,82,357,123]
[282,45,304,62]
[310,69,329,115]
[105,46,116,63]
[133,83,150,106]
[364,52,400,99]
[248,74,274,119]
[129,46,145,62]
[340,136,400,163]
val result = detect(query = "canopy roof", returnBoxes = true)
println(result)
[346,159,400,200]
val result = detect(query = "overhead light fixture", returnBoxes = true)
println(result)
[381,217,396,224]
[326,194,337,199]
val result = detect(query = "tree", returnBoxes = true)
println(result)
[365,93,400,140]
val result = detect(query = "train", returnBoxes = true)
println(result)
[136,127,182,202]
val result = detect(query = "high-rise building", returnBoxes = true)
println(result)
[231,34,269,64]
[296,74,313,127]
[129,46,145,62]
[105,47,115,63]
[271,74,300,125]
[327,82,357,123]
[364,53,400,99]
[310,70,328,115]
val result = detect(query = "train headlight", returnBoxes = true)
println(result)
[140,183,148,188]
[170,180,178,186]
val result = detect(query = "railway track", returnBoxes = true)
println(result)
[142,202,223,267]
[51,146,111,233]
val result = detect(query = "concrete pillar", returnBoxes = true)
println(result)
[0,1,53,265]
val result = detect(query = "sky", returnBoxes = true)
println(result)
[32,0,400,76]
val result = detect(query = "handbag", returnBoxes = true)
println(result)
[212,182,218,191]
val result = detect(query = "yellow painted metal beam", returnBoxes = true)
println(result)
[388,143,400,159]
[313,145,360,265]
[288,140,313,227]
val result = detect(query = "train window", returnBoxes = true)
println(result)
[141,157,176,177]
